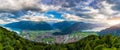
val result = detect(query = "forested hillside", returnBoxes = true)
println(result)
[0,26,120,50]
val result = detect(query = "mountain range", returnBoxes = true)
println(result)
[98,24,120,36]
[55,22,106,35]
[4,21,53,30]
[53,21,75,30]
[3,20,120,36]
[4,21,108,35]
[52,22,106,35]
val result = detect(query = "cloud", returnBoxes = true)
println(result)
[62,13,85,21]
[0,0,37,11]
[18,14,64,22]
[0,19,7,24]
[0,0,62,12]
[0,0,120,27]
[0,10,65,24]
[104,0,120,11]
[0,18,18,24]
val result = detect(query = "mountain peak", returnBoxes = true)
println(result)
[4,21,53,30]
[98,24,120,36]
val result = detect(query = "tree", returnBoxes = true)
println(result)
[0,43,3,50]
[84,42,92,50]
[4,45,14,50]
[102,47,117,50]
[94,45,105,50]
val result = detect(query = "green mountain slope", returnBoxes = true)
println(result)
[0,27,47,50]
[0,26,120,50]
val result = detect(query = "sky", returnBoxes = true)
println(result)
[0,0,120,27]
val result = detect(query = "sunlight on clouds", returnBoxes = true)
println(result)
[0,0,37,10]
[107,17,120,26]
[107,20,120,26]
[39,4,61,12]
[0,20,6,24]
[0,0,120,27]
[100,1,120,26]
[19,13,64,22]
[0,18,18,24]
[63,13,84,21]
[0,0,61,11]
[81,0,120,27]
[100,1,116,16]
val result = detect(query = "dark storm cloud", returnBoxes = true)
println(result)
[105,0,120,11]
[0,8,42,19]
[0,0,118,24]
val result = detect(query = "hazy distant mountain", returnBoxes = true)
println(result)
[98,24,120,36]
[53,21,76,30]
[4,21,53,30]
[53,22,105,35]
[63,22,100,34]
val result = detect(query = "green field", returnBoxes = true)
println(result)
[19,30,98,42]
[70,31,98,38]
[42,37,55,43]
[19,30,56,39]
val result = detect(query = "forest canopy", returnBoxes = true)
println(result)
[0,26,120,50]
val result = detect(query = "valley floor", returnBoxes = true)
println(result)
[20,30,98,44]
